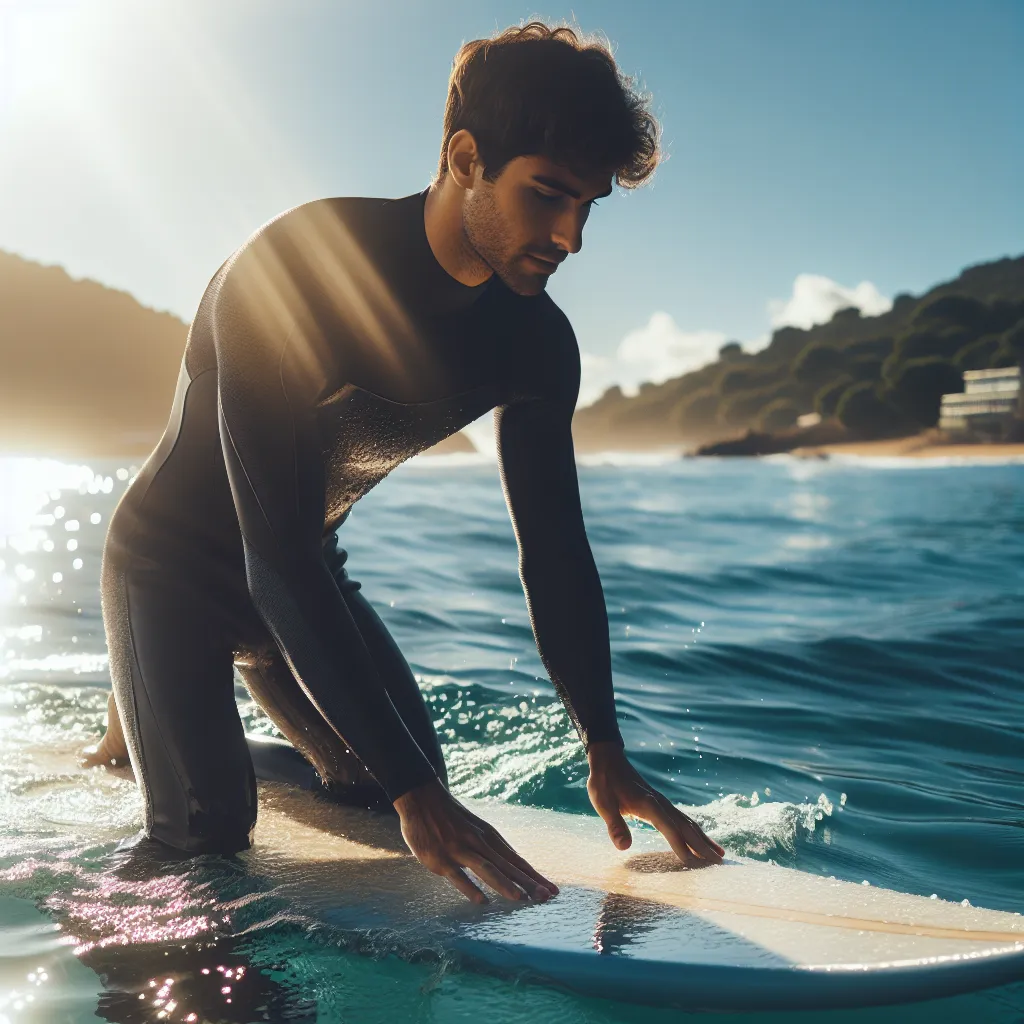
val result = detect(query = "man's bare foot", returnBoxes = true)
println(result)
[80,692,131,770]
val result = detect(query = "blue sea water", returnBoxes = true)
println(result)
[0,451,1022,1022]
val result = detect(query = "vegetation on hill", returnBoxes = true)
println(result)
[3,248,1020,457]
[0,251,188,456]
[572,255,1024,450]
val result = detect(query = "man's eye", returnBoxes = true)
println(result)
[533,190,561,203]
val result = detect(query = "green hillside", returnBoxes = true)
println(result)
[572,255,1024,450]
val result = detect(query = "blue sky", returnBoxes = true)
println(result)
[1,0,1021,401]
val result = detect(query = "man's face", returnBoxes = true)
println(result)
[461,156,613,296]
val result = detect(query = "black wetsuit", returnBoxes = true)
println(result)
[102,191,620,854]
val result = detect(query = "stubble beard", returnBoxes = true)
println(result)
[462,184,547,297]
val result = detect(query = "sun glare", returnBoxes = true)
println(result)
[0,458,109,553]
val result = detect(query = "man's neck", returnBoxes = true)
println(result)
[423,178,494,288]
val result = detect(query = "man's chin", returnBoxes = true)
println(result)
[498,269,550,297]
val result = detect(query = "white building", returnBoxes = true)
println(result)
[939,366,1021,438]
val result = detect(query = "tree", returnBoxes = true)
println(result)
[885,357,963,427]
[850,356,884,381]
[758,398,799,433]
[845,335,893,360]
[954,335,1002,371]
[715,367,761,395]
[836,382,908,437]
[718,387,776,427]
[793,343,847,383]
[913,294,990,332]
[719,341,744,362]
[674,388,720,431]
[815,375,854,417]
[893,325,971,363]
[991,344,1020,368]
[1003,319,1024,360]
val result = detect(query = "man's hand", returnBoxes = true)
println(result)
[587,741,725,866]
[394,780,560,904]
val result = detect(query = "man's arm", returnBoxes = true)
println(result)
[211,222,557,901]
[212,241,439,803]
[495,392,622,750]
[496,323,723,867]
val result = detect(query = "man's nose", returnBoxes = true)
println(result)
[552,210,584,255]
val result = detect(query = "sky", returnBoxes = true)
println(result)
[1,0,1022,404]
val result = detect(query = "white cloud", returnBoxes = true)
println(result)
[578,312,728,406]
[768,274,892,330]
[578,274,892,406]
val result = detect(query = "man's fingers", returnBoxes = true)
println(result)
[704,828,726,858]
[643,800,723,865]
[461,806,559,893]
[479,830,559,895]
[589,786,633,850]
[463,855,526,902]
[480,847,555,901]
[444,865,487,904]
[672,808,725,862]
[600,806,633,850]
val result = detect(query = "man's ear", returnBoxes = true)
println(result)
[447,129,484,189]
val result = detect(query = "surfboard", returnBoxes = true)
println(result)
[11,738,1024,1012]
[244,782,1024,1012]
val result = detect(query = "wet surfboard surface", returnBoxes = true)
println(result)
[14,739,1024,1012]
[246,782,1024,1011]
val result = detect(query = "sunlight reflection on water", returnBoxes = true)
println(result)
[0,454,1022,1022]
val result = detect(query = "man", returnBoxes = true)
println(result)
[88,21,724,904]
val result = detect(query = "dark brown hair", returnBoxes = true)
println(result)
[438,22,660,189]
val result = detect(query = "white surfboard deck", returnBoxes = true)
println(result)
[11,741,1024,1012]
[246,783,1024,1011]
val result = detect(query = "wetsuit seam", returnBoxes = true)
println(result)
[220,401,280,552]
[122,575,177,830]
[126,367,214,553]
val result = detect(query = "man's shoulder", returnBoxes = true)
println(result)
[495,288,577,351]
[246,194,417,248]
[218,194,422,299]
[494,291,580,405]
[536,292,576,342]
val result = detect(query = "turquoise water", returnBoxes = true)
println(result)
[0,452,1022,1022]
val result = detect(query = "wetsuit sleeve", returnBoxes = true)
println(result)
[211,238,439,802]
[495,316,623,750]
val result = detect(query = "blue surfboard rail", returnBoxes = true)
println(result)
[452,937,1024,1011]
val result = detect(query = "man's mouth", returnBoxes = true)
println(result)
[523,254,563,274]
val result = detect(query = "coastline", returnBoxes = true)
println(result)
[790,435,1024,460]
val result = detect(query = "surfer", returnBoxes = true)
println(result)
[84,21,724,903]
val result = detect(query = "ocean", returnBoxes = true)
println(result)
[0,451,1021,1022]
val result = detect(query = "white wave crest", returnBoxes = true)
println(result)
[682,791,837,857]
[577,449,683,468]
[0,653,110,680]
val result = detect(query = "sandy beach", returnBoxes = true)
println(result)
[792,432,1024,460]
